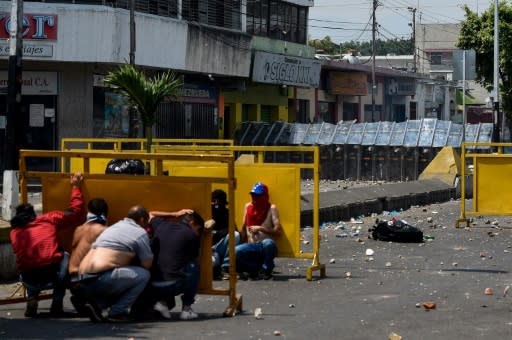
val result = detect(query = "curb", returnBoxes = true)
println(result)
[300,179,456,227]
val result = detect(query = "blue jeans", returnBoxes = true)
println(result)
[234,239,277,273]
[21,252,69,302]
[151,261,200,309]
[80,266,150,317]
[212,231,240,270]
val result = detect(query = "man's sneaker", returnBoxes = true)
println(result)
[261,270,273,280]
[153,301,171,319]
[24,298,38,317]
[70,295,87,316]
[248,271,261,281]
[49,300,64,317]
[84,302,103,323]
[107,313,134,323]
[238,272,249,281]
[179,309,198,320]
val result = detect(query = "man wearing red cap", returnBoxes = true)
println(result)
[235,182,282,280]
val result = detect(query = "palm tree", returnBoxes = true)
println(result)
[104,64,183,152]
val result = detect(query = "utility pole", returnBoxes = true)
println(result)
[371,0,378,122]
[408,7,417,72]
[129,0,137,137]
[2,0,23,220]
[493,0,500,141]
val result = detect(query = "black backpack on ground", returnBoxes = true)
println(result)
[369,219,423,243]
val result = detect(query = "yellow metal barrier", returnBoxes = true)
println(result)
[11,149,242,316]
[60,137,234,174]
[56,140,325,280]
[456,142,512,227]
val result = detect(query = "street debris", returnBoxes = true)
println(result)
[388,332,402,340]
[365,249,375,256]
[421,301,436,309]
[273,330,281,336]
[484,288,494,295]
[254,308,263,319]
[504,286,510,297]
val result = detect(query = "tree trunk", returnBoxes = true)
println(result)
[145,125,153,153]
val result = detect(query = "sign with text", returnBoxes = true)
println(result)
[252,51,321,88]
[0,43,53,57]
[328,72,367,96]
[0,13,58,40]
[0,71,58,95]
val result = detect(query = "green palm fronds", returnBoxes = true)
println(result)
[104,64,182,152]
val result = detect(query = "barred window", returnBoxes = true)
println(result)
[182,0,241,30]
[248,0,307,44]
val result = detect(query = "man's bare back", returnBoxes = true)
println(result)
[68,223,107,275]
[79,247,137,274]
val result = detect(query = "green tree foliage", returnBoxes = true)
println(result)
[105,64,182,152]
[458,2,512,117]
[308,36,412,56]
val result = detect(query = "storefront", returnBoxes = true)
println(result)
[0,71,59,171]
[222,50,321,136]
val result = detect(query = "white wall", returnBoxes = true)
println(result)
[0,3,250,76]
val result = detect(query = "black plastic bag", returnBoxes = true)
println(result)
[105,159,145,175]
[369,219,423,243]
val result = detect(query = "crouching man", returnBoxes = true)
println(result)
[78,205,153,323]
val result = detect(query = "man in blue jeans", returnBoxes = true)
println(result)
[235,182,282,280]
[147,211,204,320]
[78,205,153,323]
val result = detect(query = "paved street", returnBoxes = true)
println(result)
[1,198,512,339]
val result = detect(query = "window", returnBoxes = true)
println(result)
[182,0,241,30]
[430,53,442,65]
[248,0,307,44]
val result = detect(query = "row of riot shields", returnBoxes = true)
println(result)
[232,119,494,180]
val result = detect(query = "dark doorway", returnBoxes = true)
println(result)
[0,95,57,172]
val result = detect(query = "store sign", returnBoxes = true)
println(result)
[0,71,58,95]
[0,43,53,57]
[0,13,58,40]
[179,84,217,100]
[328,72,367,96]
[252,51,321,88]
[386,78,416,96]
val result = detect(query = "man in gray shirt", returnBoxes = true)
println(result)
[78,205,153,322]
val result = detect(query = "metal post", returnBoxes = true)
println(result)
[493,0,500,141]
[462,50,466,144]
[5,0,23,170]
[408,7,417,72]
[129,0,137,137]
[2,0,23,220]
[371,0,378,121]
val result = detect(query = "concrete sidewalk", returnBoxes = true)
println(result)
[300,178,456,227]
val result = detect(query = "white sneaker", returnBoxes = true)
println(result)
[154,302,171,319]
[179,309,198,320]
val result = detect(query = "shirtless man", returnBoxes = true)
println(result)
[67,198,109,315]
[78,205,153,323]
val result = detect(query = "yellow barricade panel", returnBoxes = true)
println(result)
[475,157,512,213]
[153,164,302,257]
[234,165,300,258]
[42,175,211,222]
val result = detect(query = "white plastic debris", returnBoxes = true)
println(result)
[254,307,263,319]
[365,249,375,256]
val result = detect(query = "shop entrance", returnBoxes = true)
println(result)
[0,95,57,172]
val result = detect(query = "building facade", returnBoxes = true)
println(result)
[0,0,319,170]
